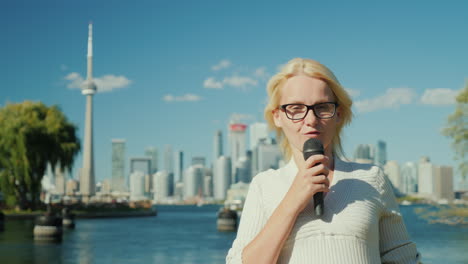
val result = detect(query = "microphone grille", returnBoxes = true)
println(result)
[303,138,324,160]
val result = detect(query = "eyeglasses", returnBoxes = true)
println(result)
[279,102,338,120]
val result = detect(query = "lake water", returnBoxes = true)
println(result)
[0,204,467,264]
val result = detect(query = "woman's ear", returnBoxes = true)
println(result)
[273,109,282,128]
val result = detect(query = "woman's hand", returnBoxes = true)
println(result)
[284,155,330,215]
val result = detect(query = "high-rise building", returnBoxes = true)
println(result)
[204,168,213,198]
[418,157,434,197]
[183,164,204,199]
[434,166,454,201]
[254,139,282,176]
[66,179,79,196]
[130,171,145,201]
[111,139,126,192]
[145,146,158,174]
[80,23,97,200]
[164,145,174,174]
[250,122,269,150]
[99,179,112,194]
[54,166,66,195]
[400,162,418,194]
[130,157,151,175]
[354,144,374,164]
[174,181,184,201]
[192,156,206,167]
[130,157,152,198]
[174,150,184,184]
[229,123,247,179]
[384,160,400,191]
[235,153,252,183]
[213,156,232,200]
[153,171,169,203]
[213,130,223,162]
[375,140,387,167]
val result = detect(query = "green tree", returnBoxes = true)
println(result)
[442,82,468,183]
[0,101,80,210]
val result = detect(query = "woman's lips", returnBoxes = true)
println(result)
[305,131,320,137]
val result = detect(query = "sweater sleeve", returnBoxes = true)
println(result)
[377,168,421,264]
[226,177,268,264]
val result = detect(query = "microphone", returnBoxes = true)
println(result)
[303,138,324,216]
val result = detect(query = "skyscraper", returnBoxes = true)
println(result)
[111,139,126,192]
[434,166,454,201]
[213,130,223,162]
[354,144,374,164]
[250,122,268,150]
[192,156,206,166]
[153,171,169,203]
[54,165,66,195]
[235,153,252,183]
[174,150,184,184]
[130,171,145,201]
[384,160,400,191]
[229,123,247,180]
[130,157,151,175]
[184,164,204,199]
[255,139,282,175]
[375,140,387,167]
[400,162,418,194]
[145,146,158,174]
[204,169,213,197]
[213,156,232,200]
[418,157,434,197]
[164,145,174,174]
[130,157,152,197]
[80,23,97,200]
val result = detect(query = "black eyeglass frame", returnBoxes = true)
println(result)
[279,102,339,120]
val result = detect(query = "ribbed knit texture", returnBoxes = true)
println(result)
[226,157,421,264]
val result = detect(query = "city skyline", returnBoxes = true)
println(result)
[2,1,467,188]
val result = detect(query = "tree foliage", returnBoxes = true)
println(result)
[442,82,468,181]
[0,101,80,209]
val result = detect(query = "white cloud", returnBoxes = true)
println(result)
[64,72,85,89]
[211,59,231,71]
[230,113,255,123]
[345,87,361,98]
[223,75,258,88]
[94,75,132,92]
[254,67,269,79]
[64,72,131,92]
[203,77,223,89]
[163,94,202,102]
[354,87,416,113]
[420,88,459,106]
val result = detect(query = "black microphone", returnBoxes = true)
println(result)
[303,138,324,216]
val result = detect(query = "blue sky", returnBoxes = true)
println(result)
[2,0,467,189]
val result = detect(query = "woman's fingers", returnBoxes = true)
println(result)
[304,154,329,169]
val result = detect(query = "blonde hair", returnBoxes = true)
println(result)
[264,58,353,161]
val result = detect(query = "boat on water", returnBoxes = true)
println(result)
[401,200,412,206]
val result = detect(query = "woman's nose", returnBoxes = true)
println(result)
[303,109,318,126]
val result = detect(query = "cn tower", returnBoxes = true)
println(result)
[80,22,97,201]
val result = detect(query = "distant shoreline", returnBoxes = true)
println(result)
[3,208,157,220]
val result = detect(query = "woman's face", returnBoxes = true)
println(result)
[273,75,340,156]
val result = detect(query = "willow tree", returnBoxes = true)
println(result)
[0,101,80,210]
[442,83,468,183]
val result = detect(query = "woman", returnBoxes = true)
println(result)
[226,58,420,263]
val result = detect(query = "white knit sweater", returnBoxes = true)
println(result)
[226,157,420,264]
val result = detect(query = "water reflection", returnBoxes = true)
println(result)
[0,205,466,264]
